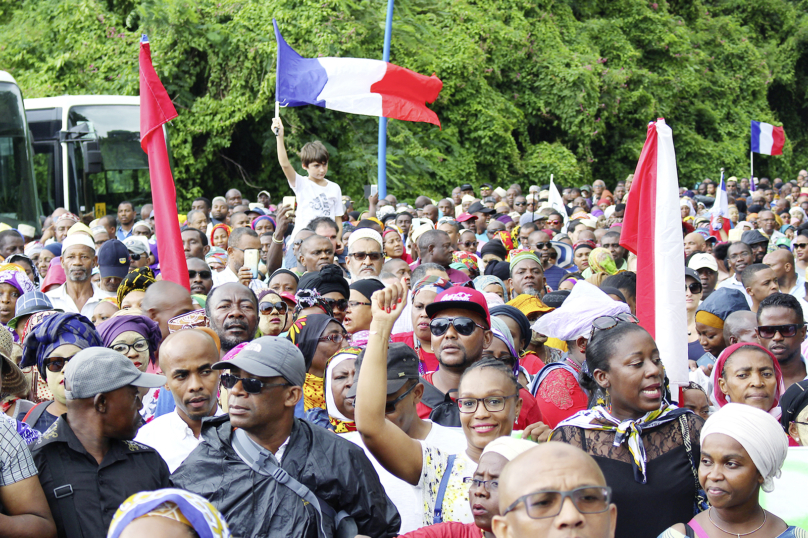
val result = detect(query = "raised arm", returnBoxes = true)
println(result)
[354,280,424,485]
[272,117,298,188]
[265,204,293,275]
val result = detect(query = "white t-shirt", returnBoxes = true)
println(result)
[345,421,466,533]
[289,173,344,243]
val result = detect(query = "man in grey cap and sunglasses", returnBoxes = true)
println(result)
[31,347,170,538]
[172,336,400,538]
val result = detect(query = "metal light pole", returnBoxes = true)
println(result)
[377,0,395,199]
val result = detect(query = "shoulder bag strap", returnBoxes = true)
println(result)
[684,523,696,538]
[44,448,85,538]
[432,454,456,524]
[23,401,50,427]
[679,415,709,514]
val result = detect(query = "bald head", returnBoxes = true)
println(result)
[493,443,616,538]
[762,248,795,281]
[159,329,221,422]
[684,232,706,257]
[141,281,195,339]
[723,310,758,346]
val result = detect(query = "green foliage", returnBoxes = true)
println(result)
[3,0,808,208]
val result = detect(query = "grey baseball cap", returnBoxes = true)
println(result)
[212,336,306,387]
[63,347,166,400]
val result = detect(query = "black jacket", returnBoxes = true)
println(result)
[171,415,400,538]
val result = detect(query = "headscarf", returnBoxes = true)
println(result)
[481,436,537,461]
[480,240,508,261]
[474,275,509,302]
[349,278,385,302]
[411,275,452,299]
[286,314,339,371]
[116,267,156,309]
[0,264,36,296]
[533,280,629,342]
[250,215,275,231]
[324,346,362,433]
[587,248,618,275]
[41,257,65,292]
[712,342,784,417]
[293,289,333,318]
[24,242,43,259]
[490,317,518,376]
[508,249,541,271]
[5,256,39,287]
[269,268,300,287]
[508,294,553,318]
[209,223,232,246]
[489,305,531,350]
[298,264,349,299]
[107,488,231,538]
[701,403,789,493]
[205,247,228,267]
[680,197,696,218]
[97,315,162,366]
[496,231,517,252]
[781,380,808,430]
[484,259,511,281]
[21,313,102,381]
[168,309,210,333]
[452,251,479,278]
[695,288,750,330]
[43,243,62,257]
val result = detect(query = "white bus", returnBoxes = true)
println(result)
[25,95,161,218]
[0,71,42,231]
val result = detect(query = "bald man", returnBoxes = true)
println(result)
[493,443,616,538]
[723,311,758,346]
[683,232,706,258]
[141,280,196,339]
[763,249,805,297]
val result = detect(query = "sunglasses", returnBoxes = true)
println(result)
[460,241,478,248]
[259,301,289,315]
[385,381,418,414]
[686,282,703,294]
[532,242,551,250]
[318,333,349,344]
[46,355,76,373]
[347,300,372,309]
[189,270,212,279]
[794,243,808,249]
[350,251,383,262]
[514,201,526,206]
[757,324,803,339]
[589,313,640,341]
[430,316,488,337]
[323,298,348,311]
[220,373,291,394]
[129,252,143,261]
[547,220,562,226]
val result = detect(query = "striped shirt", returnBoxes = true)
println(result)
[0,417,37,486]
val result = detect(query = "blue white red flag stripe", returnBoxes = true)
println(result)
[709,174,731,239]
[620,119,688,387]
[273,20,442,126]
[751,121,785,156]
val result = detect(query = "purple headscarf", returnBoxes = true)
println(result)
[97,315,162,366]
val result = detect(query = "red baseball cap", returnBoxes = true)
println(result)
[456,212,478,223]
[425,286,491,327]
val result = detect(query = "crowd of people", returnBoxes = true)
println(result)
[0,119,805,538]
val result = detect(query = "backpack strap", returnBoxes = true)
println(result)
[23,401,50,428]
[44,448,85,538]
[432,454,456,524]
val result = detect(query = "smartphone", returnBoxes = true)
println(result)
[244,249,260,279]
[282,196,296,209]
[363,185,379,199]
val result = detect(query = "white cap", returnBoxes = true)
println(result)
[17,224,35,238]
[61,233,96,253]
[347,229,383,251]
[688,252,718,272]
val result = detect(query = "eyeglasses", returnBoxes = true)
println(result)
[220,373,291,394]
[589,313,640,341]
[757,324,804,339]
[686,282,703,294]
[385,381,419,414]
[350,251,383,262]
[503,487,612,519]
[259,301,289,315]
[318,333,349,344]
[323,298,348,311]
[456,394,518,414]
[547,219,562,226]
[46,355,76,373]
[347,300,372,309]
[794,243,808,249]
[463,477,499,492]
[430,317,488,337]
[110,339,149,355]
[514,202,526,207]
[532,242,551,250]
[460,241,478,248]
[189,270,212,279]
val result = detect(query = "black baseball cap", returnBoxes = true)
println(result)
[480,183,493,189]
[97,240,130,279]
[460,183,474,192]
[467,201,495,215]
[346,342,420,398]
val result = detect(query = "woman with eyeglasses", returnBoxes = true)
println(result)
[286,313,348,414]
[344,278,385,337]
[659,404,804,538]
[297,264,350,324]
[256,290,291,336]
[355,281,525,526]
[20,312,102,432]
[685,268,706,365]
[552,318,706,538]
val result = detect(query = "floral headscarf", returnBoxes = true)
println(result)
[0,264,36,296]
[452,251,480,278]
[209,224,232,247]
[116,267,156,309]
[21,313,102,381]
[205,247,228,268]
[587,247,619,275]
[497,231,518,252]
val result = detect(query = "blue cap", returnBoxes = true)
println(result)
[97,240,130,279]
[696,287,750,321]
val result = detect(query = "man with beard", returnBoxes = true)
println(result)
[416,286,493,422]
[757,293,807,389]
[741,229,769,263]
[212,227,266,294]
[508,251,545,298]
[716,241,754,307]
[135,329,224,471]
[187,257,214,296]
[141,281,196,340]
[210,196,228,225]
[31,348,170,537]
[206,282,259,356]
[46,235,114,317]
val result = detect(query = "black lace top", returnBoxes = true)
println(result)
[553,413,705,538]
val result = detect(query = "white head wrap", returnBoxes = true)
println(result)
[532,280,629,341]
[347,229,383,251]
[61,233,96,253]
[680,197,696,217]
[325,350,359,423]
[481,436,536,461]
[701,403,788,493]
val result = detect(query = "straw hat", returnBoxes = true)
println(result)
[0,329,28,398]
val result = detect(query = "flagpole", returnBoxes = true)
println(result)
[750,150,754,191]
[377,0,395,199]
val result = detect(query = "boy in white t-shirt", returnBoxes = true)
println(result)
[272,117,344,244]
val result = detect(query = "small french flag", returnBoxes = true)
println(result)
[751,121,785,156]
[273,20,443,126]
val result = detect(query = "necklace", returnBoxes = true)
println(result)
[708,507,767,538]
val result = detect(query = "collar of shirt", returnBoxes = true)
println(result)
[51,281,114,303]
[46,415,151,468]
[171,406,225,440]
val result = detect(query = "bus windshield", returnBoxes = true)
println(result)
[0,82,41,231]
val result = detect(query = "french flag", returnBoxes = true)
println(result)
[751,120,785,155]
[709,175,731,240]
[620,119,688,389]
[273,20,443,126]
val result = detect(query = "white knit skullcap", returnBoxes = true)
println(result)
[347,229,383,251]
[61,233,96,253]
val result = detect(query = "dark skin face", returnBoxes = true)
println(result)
[208,283,258,351]
[696,268,718,295]
[187,258,213,295]
[432,308,493,371]
[0,283,20,324]
[117,203,135,226]
[330,358,357,419]
[469,452,508,531]
[0,235,24,258]
[298,235,335,272]
[510,258,545,296]
[395,214,413,237]
[758,210,777,236]
[182,229,209,260]
[757,306,806,367]
[545,214,563,232]
[75,385,143,441]
[226,367,300,433]
[696,321,726,356]
[459,231,478,253]
[424,233,453,267]
[748,241,767,264]
[600,234,626,264]
[383,379,425,435]
[699,433,765,509]
[718,348,777,412]
[727,243,753,279]
[269,272,298,295]
[161,332,221,424]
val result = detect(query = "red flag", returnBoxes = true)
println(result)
[139,35,189,292]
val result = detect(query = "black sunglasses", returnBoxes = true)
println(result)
[323,298,348,311]
[46,355,76,373]
[686,282,702,294]
[532,242,551,250]
[350,251,383,262]
[757,324,803,339]
[189,270,212,279]
[259,301,289,315]
[589,313,640,341]
[460,241,478,248]
[430,316,488,337]
[385,381,418,414]
[129,252,143,261]
[220,373,291,394]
